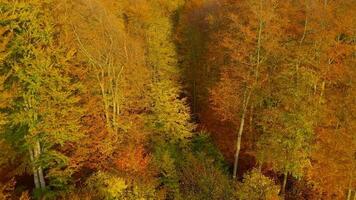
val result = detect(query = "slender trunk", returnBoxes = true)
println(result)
[347,165,355,200]
[25,96,42,190]
[249,105,253,133]
[347,189,352,200]
[255,11,263,81]
[193,80,197,114]
[36,141,46,189]
[353,191,356,200]
[319,81,325,104]
[123,34,129,61]
[232,90,251,179]
[29,148,40,189]
[257,162,262,172]
[33,141,45,190]
[233,0,262,180]
[281,172,288,196]
[257,151,264,172]
[299,16,308,44]
[232,110,246,179]
[98,75,110,128]
[108,60,115,131]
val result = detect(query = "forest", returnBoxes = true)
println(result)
[0,0,355,199]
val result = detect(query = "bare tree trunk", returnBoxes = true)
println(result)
[347,189,352,200]
[193,80,197,114]
[255,15,263,81]
[347,165,355,200]
[249,105,253,133]
[36,141,46,189]
[232,107,246,179]
[29,148,40,189]
[233,90,251,179]
[257,151,264,172]
[233,0,263,179]
[281,172,288,196]
[319,81,325,104]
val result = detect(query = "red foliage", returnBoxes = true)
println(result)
[115,145,151,174]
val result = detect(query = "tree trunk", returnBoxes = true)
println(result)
[232,0,262,180]
[193,80,197,114]
[257,151,264,172]
[29,148,40,189]
[347,166,354,200]
[232,110,246,179]
[255,17,262,81]
[347,189,352,200]
[257,162,262,172]
[319,81,325,104]
[36,141,46,189]
[232,89,251,179]
[249,105,253,133]
[281,172,288,196]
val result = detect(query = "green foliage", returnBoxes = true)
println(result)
[86,171,127,200]
[257,111,313,178]
[147,80,194,143]
[256,66,317,179]
[141,0,195,144]
[236,169,280,200]
[151,133,233,200]
[0,1,83,192]
[151,132,232,200]
[146,18,178,79]
[122,183,157,200]
[180,153,233,200]
[85,171,157,200]
[2,0,352,199]
[152,140,182,199]
[190,132,228,171]
[144,1,180,80]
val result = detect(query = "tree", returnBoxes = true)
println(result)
[209,0,286,179]
[292,0,356,198]
[308,33,356,199]
[0,1,82,192]
[131,0,195,143]
[236,169,280,200]
[176,0,219,114]
[180,145,234,200]
[147,80,194,143]
[85,171,128,200]
[255,41,319,196]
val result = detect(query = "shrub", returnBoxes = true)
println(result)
[85,171,127,200]
[236,169,280,200]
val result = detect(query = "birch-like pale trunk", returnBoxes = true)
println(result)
[281,172,288,196]
[71,13,125,136]
[232,89,251,179]
[232,0,263,179]
[36,141,46,189]
[29,148,40,189]
[347,163,355,200]
[319,81,325,104]
[232,102,247,179]
[347,190,352,200]
[25,95,46,190]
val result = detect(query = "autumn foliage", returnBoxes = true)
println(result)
[0,0,355,199]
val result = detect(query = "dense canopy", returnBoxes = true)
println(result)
[0,0,355,199]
